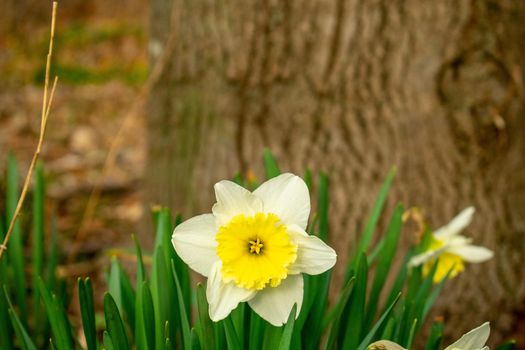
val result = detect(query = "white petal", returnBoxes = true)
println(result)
[448,245,494,263]
[213,180,262,226]
[172,214,219,277]
[444,322,490,350]
[253,173,310,230]
[248,274,303,326]
[435,207,475,238]
[206,262,256,322]
[408,245,449,267]
[287,225,337,275]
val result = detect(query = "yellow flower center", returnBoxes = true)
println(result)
[423,237,465,284]
[216,213,297,290]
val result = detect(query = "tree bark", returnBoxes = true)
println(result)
[147,0,525,344]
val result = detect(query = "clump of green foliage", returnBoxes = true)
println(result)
[0,151,516,349]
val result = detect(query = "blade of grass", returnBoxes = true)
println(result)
[104,293,130,350]
[346,168,395,281]
[139,282,156,350]
[196,283,215,350]
[78,278,97,350]
[302,271,331,350]
[190,328,201,350]
[405,318,418,349]
[262,149,280,179]
[0,284,14,350]
[341,253,368,349]
[356,293,401,350]
[132,234,145,286]
[365,203,403,330]
[46,213,59,292]
[32,161,46,330]
[278,304,297,350]
[248,310,264,350]
[120,265,136,335]
[324,277,355,350]
[223,317,242,350]
[263,324,283,350]
[317,172,329,242]
[171,260,191,350]
[103,331,115,350]
[496,341,517,350]
[4,287,36,350]
[108,257,124,314]
[6,154,28,326]
[38,277,74,350]
[424,321,443,350]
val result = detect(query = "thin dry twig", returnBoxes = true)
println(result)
[0,2,59,260]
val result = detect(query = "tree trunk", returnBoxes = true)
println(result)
[147,0,525,344]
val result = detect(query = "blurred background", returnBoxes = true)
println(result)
[1,0,524,346]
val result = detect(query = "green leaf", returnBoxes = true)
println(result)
[424,321,443,350]
[346,167,395,280]
[104,293,130,350]
[341,253,368,349]
[231,302,246,347]
[0,284,14,350]
[151,208,183,348]
[324,277,355,350]
[422,269,451,322]
[278,304,297,350]
[263,324,283,350]
[103,331,115,350]
[132,234,146,286]
[384,249,412,313]
[4,287,37,350]
[32,161,46,329]
[496,341,516,350]
[248,310,264,350]
[120,266,136,335]
[365,204,403,330]
[405,318,418,349]
[152,247,172,350]
[302,271,331,350]
[196,283,215,350]
[190,328,201,350]
[108,257,123,314]
[356,293,401,350]
[46,214,59,293]
[317,172,329,242]
[171,259,192,350]
[78,278,98,350]
[223,316,242,350]
[262,149,280,179]
[136,281,156,350]
[6,154,28,327]
[303,169,313,192]
[38,278,74,350]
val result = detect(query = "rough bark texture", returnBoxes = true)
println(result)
[147,0,525,344]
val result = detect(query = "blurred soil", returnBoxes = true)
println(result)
[0,0,150,319]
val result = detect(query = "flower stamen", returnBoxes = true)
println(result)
[249,238,264,254]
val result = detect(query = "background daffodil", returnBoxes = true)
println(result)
[172,173,337,326]
[408,207,493,283]
[368,322,490,350]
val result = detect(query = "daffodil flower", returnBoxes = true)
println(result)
[408,207,493,283]
[172,173,337,326]
[368,322,490,350]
